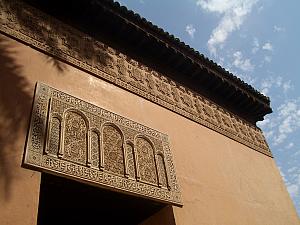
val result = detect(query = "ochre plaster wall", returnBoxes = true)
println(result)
[0,34,299,225]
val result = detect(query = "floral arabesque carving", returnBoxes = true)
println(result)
[135,137,158,185]
[63,111,88,165]
[102,125,125,176]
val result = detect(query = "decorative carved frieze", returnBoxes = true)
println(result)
[0,0,272,157]
[23,83,182,206]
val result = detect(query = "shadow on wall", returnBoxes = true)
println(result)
[0,0,112,201]
[0,0,69,201]
[0,36,32,201]
[5,0,112,73]
[0,35,67,202]
[1,0,68,73]
[0,36,68,202]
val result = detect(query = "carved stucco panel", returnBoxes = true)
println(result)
[23,83,182,206]
[63,111,88,165]
[156,154,168,188]
[126,143,136,179]
[90,130,100,169]
[102,125,125,176]
[46,116,61,156]
[136,137,158,185]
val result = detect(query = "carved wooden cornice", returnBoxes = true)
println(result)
[0,0,272,157]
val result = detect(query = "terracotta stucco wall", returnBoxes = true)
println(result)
[0,34,299,225]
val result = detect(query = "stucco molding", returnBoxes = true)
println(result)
[0,0,272,157]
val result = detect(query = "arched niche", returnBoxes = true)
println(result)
[135,136,158,185]
[126,141,136,179]
[156,153,169,188]
[62,109,89,165]
[90,129,101,169]
[46,114,62,156]
[102,123,125,176]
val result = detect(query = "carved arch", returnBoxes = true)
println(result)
[90,128,101,169]
[125,140,137,179]
[101,122,126,176]
[156,152,169,189]
[61,109,90,166]
[45,113,62,156]
[134,135,159,185]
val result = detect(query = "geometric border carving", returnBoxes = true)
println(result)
[23,83,183,206]
[0,0,272,157]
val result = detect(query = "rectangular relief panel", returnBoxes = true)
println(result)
[23,83,182,206]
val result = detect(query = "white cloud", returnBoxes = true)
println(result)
[236,72,256,85]
[274,25,285,32]
[278,166,287,182]
[264,55,272,63]
[273,133,287,145]
[283,80,292,93]
[286,142,294,149]
[273,100,300,145]
[278,166,300,205]
[218,57,225,64]
[278,101,297,117]
[275,76,282,87]
[185,24,196,38]
[287,184,299,198]
[262,42,273,51]
[257,117,270,128]
[294,150,300,157]
[228,68,256,86]
[252,37,260,54]
[259,76,292,95]
[288,166,297,173]
[232,51,254,71]
[260,78,272,95]
[197,0,258,55]
[286,171,300,199]
[258,94,299,149]
[264,130,274,139]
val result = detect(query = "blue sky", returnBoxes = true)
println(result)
[118,0,300,215]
